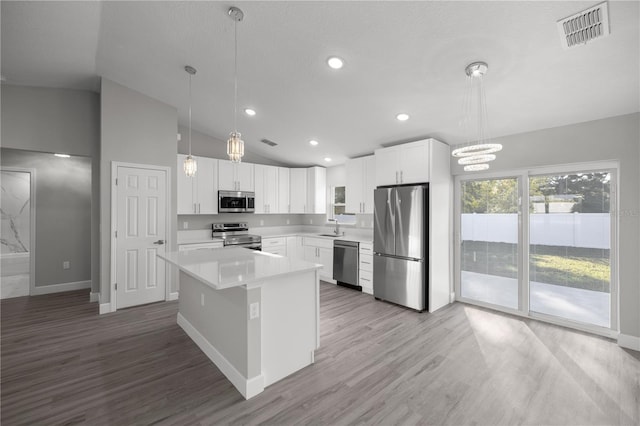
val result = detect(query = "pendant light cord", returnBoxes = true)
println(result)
[233,18,238,133]
[188,72,193,156]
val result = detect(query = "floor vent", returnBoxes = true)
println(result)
[557,1,610,49]
[260,138,278,147]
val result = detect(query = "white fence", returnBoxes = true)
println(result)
[461,213,610,249]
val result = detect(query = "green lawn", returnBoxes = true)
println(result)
[461,241,610,292]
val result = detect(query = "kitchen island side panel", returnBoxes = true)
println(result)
[178,271,249,377]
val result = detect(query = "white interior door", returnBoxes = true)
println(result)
[115,165,167,309]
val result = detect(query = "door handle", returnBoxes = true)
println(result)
[400,170,403,183]
[153,240,165,245]
[395,171,398,184]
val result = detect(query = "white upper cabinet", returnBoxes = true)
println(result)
[218,160,254,192]
[289,169,308,213]
[307,166,327,214]
[278,167,290,214]
[177,155,218,215]
[254,164,279,214]
[346,155,375,214]
[374,139,431,186]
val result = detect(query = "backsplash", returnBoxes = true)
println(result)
[177,213,374,230]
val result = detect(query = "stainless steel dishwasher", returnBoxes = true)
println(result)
[333,240,360,291]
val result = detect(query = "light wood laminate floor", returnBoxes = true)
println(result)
[1,283,638,425]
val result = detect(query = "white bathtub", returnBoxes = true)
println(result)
[1,251,30,298]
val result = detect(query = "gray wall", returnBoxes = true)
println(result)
[1,149,91,287]
[1,85,100,293]
[100,78,178,301]
[451,113,640,339]
[177,125,288,167]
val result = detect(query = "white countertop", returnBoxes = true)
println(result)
[159,247,322,290]
[177,228,373,245]
[258,231,373,244]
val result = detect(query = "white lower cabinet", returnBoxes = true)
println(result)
[359,242,373,294]
[302,237,333,281]
[286,236,303,259]
[262,236,286,255]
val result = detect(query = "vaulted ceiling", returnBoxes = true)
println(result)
[2,1,638,166]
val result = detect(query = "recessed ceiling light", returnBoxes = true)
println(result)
[309,140,319,146]
[396,113,410,121]
[324,157,332,162]
[244,108,256,116]
[54,153,71,158]
[327,56,344,70]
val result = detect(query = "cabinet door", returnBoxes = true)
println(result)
[363,155,376,214]
[177,154,195,214]
[345,157,364,214]
[237,162,254,192]
[277,167,290,214]
[303,246,317,262]
[399,141,429,184]
[374,147,399,186]
[196,157,218,214]
[254,164,267,214]
[307,167,326,214]
[286,236,301,259]
[264,166,278,213]
[218,160,236,191]
[290,169,307,213]
[318,247,333,280]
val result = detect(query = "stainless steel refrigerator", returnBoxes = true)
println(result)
[373,184,428,311]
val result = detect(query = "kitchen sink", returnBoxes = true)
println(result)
[317,233,341,237]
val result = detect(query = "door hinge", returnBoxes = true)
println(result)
[115,178,118,186]
[115,230,118,238]
[115,283,118,290]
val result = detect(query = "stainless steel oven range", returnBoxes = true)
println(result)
[212,222,262,250]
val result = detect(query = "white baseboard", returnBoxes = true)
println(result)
[89,292,100,303]
[177,312,264,399]
[169,292,179,301]
[31,280,91,296]
[618,333,640,351]
[99,303,112,315]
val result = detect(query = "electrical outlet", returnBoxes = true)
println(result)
[309,219,313,224]
[286,219,290,225]
[201,293,205,307]
[249,302,260,319]
[260,219,264,226]
[63,261,70,270]
[183,221,188,229]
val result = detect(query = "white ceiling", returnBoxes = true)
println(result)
[2,1,639,166]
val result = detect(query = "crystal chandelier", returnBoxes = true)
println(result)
[227,7,245,163]
[452,62,502,172]
[183,65,197,177]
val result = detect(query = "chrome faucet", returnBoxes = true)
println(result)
[332,218,341,236]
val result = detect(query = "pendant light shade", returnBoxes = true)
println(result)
[452,61,502,172]
[183,154,197,177]
[184,65,197,177]
[227,6,245,163]
[227,131,244,163]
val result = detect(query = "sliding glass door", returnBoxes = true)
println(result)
[457,164,616,333]
[529,172,612,328]
[459,178,520,310]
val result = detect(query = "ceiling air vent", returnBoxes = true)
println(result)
[557,1,610,49]
[260,138,278,147]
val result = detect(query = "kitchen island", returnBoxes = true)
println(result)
[159,247,322,399]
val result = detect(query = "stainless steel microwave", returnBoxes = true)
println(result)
[218,191,255,213]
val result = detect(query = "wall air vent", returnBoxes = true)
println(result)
[557,1,609,49]
[260,138,278,147]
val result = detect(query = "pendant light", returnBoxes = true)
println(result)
[183,65,198,177]
[227,6,245,163]
[452,61,502,172]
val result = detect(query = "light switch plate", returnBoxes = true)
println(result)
[249,302,260,319]
[63,261,70,270]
